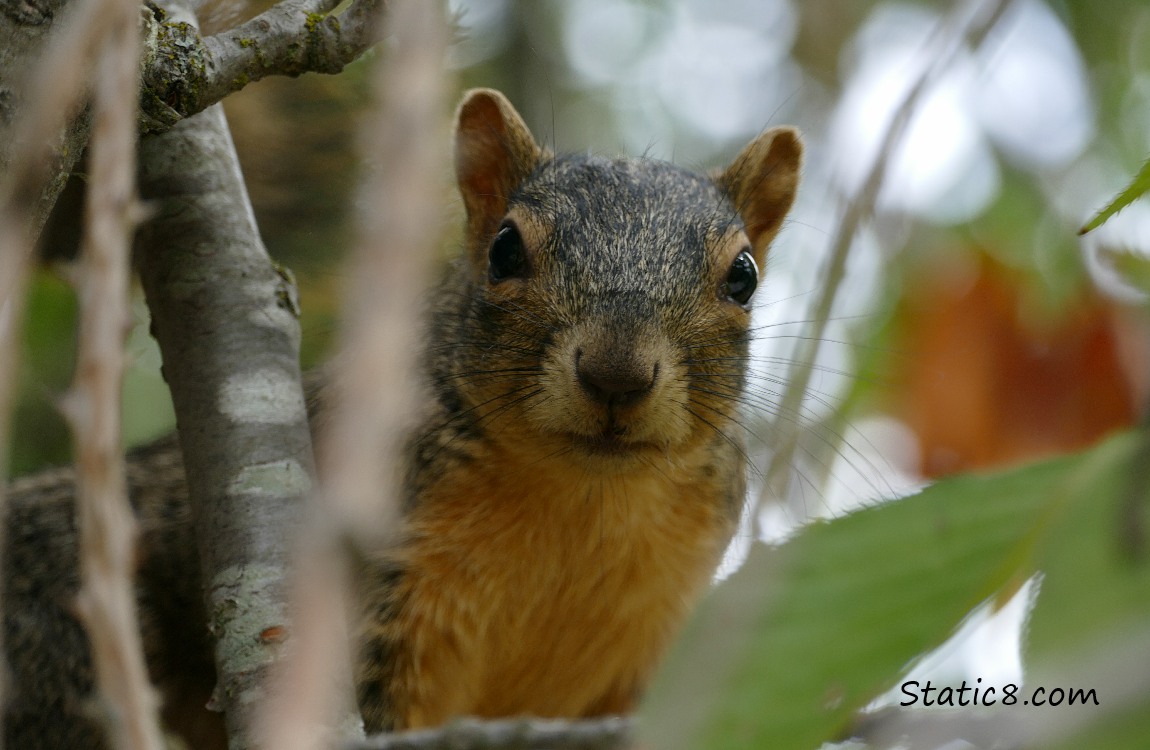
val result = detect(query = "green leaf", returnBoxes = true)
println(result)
[1023,432,1150,750]
[1098,246,1150,295]
[1080,157,1150,235]
[1026,433,1150,657]
[641,432,1148,750]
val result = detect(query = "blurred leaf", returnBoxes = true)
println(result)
[1025,432,1150,660]
[1080,157,1150,235]
[10,271,77,475]
[890,252,1135,477]
[1023,430,1150,750]
[1098,246,1150,296]
[1046,696,1150,750]
[642,432,1146,750]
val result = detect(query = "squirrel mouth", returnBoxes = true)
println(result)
[575,434,628,455]
[569,429,649,457]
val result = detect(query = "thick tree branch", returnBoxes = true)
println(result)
[135,3,315,734]
[1,0,383,242]
[139,0,385,133]
[0,0,83,227]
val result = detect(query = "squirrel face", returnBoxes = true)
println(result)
[447,89,802,471]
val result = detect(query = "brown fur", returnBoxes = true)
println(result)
[354,89,802,731]
[5,88,802,745]
[364,413,736,729]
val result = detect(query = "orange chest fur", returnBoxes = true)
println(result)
[391,457,734,726]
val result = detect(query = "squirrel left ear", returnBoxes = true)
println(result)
[454,89,543,262]
[717,128,802,264]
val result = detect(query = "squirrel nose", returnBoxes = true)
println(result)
[575,349,657,408]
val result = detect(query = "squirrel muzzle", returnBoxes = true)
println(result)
[537,315,690,459]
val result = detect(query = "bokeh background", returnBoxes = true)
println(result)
[17,0,1150,512]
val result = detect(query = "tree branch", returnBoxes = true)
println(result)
[0,0,130,290]
[1,0,383,241]
[0,0,85,232]
[139,0,385,133]
[349,717,635,750]
[64,0,168,744]
[135,0,316,733]
[257,0,446,746]
[1,0,147,721]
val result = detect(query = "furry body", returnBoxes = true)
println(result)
[3,89,801,745]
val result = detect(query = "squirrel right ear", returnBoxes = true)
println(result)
[718,128,803,263]
[454,89,543,249]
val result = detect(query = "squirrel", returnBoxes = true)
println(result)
[3,88,802,746]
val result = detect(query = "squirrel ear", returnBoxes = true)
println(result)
[718,127,802,262]
[454,89,543,247]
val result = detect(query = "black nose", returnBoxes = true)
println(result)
[575,349,658,408]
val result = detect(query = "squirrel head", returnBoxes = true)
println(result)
[447,89,802,471]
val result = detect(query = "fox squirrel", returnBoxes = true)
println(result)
[3,89,802,746]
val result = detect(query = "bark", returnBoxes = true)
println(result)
[347,717,635,750]
[0,0,383,240]
[1,0,376,743]
[138,0,384,134]
[0,0,86,233]
[135,95,314,749]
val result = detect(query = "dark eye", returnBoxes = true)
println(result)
[488,223,528,283]
[724,250,758,305]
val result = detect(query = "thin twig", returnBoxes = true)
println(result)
[257,0,448,747]
[57,0,166,747]
[0,0,154,730]
[762,0,1016,505]
[321,0,447,537]
[1,0,133,485]
[0,0,133,316]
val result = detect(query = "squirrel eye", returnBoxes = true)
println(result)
[488,223,528,283]
[724,250,758,306]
